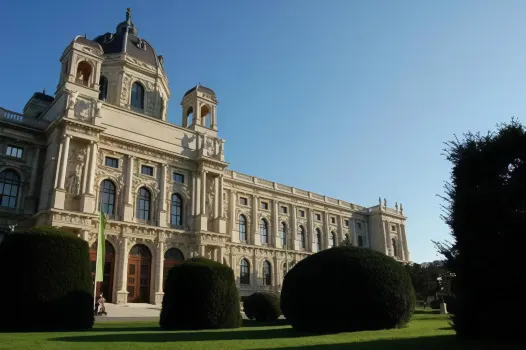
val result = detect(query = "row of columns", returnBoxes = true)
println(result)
[55,134,97,195]
[192,170,224,218]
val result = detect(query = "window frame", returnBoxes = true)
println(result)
[280,206,288,214]
[239,214,247,242]
[173,172,185,184]
[130,81,145,110]
[104,156,119,168]
[136,187,151,221]
[170,193,183,226]
[99,179,116,216]
[260,201,269,210]
[262,261,272,286]
[239,196,248,206]
[5,145,23,159]
[141,165,154,177]
[260,219,269,244]
[240,259,250,285]
[0,169,20,209]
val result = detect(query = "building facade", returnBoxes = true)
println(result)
[0,10,409,304]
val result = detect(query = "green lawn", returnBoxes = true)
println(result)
[0,309,522,349]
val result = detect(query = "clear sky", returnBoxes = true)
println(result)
[2,0,525,262]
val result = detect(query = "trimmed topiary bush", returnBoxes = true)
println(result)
[243,292,281,321]
[281,246,415,333]
[160,257,242,330]
[0,226,94,331]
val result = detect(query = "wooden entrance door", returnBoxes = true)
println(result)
[163,248,185,291]
[90,241,115,302]
[127,244,152,303]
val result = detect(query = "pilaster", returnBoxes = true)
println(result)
[117,237,129,304]
[123,155,135,221]
[272,200,279,248]
[81,141,97,213]
[252,195,259,246]
[154,240,165,305]
[158,164,168,227]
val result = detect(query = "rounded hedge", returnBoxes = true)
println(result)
[243,292,281,321]
[0,226,94,331]
[160,257,242,330]
[281,246,415,333]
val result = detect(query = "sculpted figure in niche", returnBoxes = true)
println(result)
[95,100,103,117]
[66,164,83,195]
[67,91,79,110]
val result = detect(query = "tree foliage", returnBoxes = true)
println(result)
[404,261,447,301]
[438,119,526,340]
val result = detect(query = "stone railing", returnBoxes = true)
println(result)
[224,169,403,215]
[0,107,50,130]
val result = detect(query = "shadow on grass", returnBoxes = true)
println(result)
[250,335,519,350]
[243,319,290,327]
[51,327,303,343]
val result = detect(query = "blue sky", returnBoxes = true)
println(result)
[2,0,525,262]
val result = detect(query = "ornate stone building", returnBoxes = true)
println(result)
[0,10,409,304]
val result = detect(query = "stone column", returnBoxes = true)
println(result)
[87,141,97,195]
[229,190,237,242]
[382,221,390,255]
[337,216,344,245]
[123,155,135,221]
[272,200,279,248]
[191,172,196,216]
[159,164,168,227]
[291,205,297,250]
[218,175,224,218]
[200,170,207,215]
[58,135,71,189]
[323,212,330,249]
[218,247,224,264]
[214,176,219,219]
[401,224,409,261]
[117,237,129,304]
[252,195,259,245]
[81,230,89,242]
[29,148,40,195]
[307,208,314,252]
[195,172,201,215]
[81,145,90,194]
[54,142,63,189]
[154,240,164,304]
[199,245,206,257]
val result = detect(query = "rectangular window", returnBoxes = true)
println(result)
[173,172,185,183]
[344,220,349,227]
[315,213,321,221]
[357,222,362,229]
[391,225,396,231]
[141,165,154,176]
[104,157,118,168]
[6,146,23,158]
[281,206,288,214]
[261,201,269,210]
[331,217,336,224]
[299,210,305,217]
[240,197,248,206]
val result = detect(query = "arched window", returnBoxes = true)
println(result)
[283,262,288,280]
[76,61,92,85]
[99,179,116,216]
[0,170,20,208]
[316,229,322,252]
[260,219,269,244]
[170,194,183,226]
[201,104,211,128]
[262,261,272,286]
[392,238,398,257]
[240,258,250,285]
[99,76,108,100]
[131,82,145,110]
[239,215,247,242]
[358,236,364,247]
[280,222,287,248]
[298,226,306,249]
[330,231,336,248]
[186,106,194,126]
[136,187,151,221]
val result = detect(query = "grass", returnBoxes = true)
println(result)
[0,309,523,349]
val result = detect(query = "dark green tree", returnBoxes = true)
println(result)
[438,119,526,340]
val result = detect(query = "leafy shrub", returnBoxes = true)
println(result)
[160,257,242,330]
[0,226,94,331]
[243,292,281,321]
[281,246,415,333]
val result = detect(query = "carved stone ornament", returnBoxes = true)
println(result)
[67,90,79,110]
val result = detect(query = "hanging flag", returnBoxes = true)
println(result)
[95,198,107,282]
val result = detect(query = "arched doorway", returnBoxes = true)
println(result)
[128,244,152,303]
[163,248,185,291]
[90,241,115,302]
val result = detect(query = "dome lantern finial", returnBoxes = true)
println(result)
[126,8,132,24]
